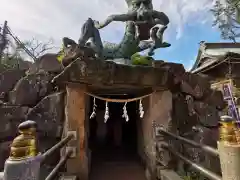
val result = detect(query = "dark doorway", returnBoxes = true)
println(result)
[88,95,146,180]
[88,95,139,162]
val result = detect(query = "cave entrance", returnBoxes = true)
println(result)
[88,95,146,180]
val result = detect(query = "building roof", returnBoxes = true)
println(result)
[190,42,240,73]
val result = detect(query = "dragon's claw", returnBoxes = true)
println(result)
[162,42,171,47]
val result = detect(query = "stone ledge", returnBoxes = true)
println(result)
[53,58,174,89]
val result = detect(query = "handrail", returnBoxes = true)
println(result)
[45,150,73,180]
[41,134,74,163]
[41,133,75,179]
[162,144,222,180]
[157,127,219,156]
[1,119,76,180]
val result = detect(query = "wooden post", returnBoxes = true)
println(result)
[218,142,240,180]
[65,84,89,180]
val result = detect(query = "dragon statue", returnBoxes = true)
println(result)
[62,0,170,63]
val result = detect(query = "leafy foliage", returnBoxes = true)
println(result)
[211,0,240,42]
[2,55,23,69]
[0,52,29,71]
[131,53,154,66]
[0,32,52,70]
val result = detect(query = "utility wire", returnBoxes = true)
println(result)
[6,25,37,61]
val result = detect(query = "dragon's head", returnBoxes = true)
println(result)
[125,0,153,21]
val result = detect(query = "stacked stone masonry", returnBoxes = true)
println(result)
[0,55,225,179]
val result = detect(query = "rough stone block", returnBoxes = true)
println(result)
[0,105,29,141]
[9,71,54,106]
[203,89,226,110]
[0,70,25,100]
[180,72,211,99]
[0,141,11,171]
[28,53,63,74]
[26,92,65,138]
[193,101,220,127]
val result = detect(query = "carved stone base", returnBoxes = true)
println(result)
[62,46,95,67]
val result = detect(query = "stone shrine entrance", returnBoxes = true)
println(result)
[88,96,146,180]
[54,58,175,180]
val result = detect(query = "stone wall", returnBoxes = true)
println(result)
[136,61,226,179]
[154,71,225,178]
[0,57,65,179]
[141,91,173,179]
[0,56,226,180]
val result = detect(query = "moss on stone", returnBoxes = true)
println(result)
[131,53,153,66]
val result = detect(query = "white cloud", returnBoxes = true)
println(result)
[0,0,214,51]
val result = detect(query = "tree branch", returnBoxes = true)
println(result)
[22,37,54,59]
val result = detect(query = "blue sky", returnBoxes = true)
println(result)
[153,21,224,70]
[0,0,228,70]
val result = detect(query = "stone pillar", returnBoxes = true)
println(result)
[142,91,173,180]
[65,84,89,180]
